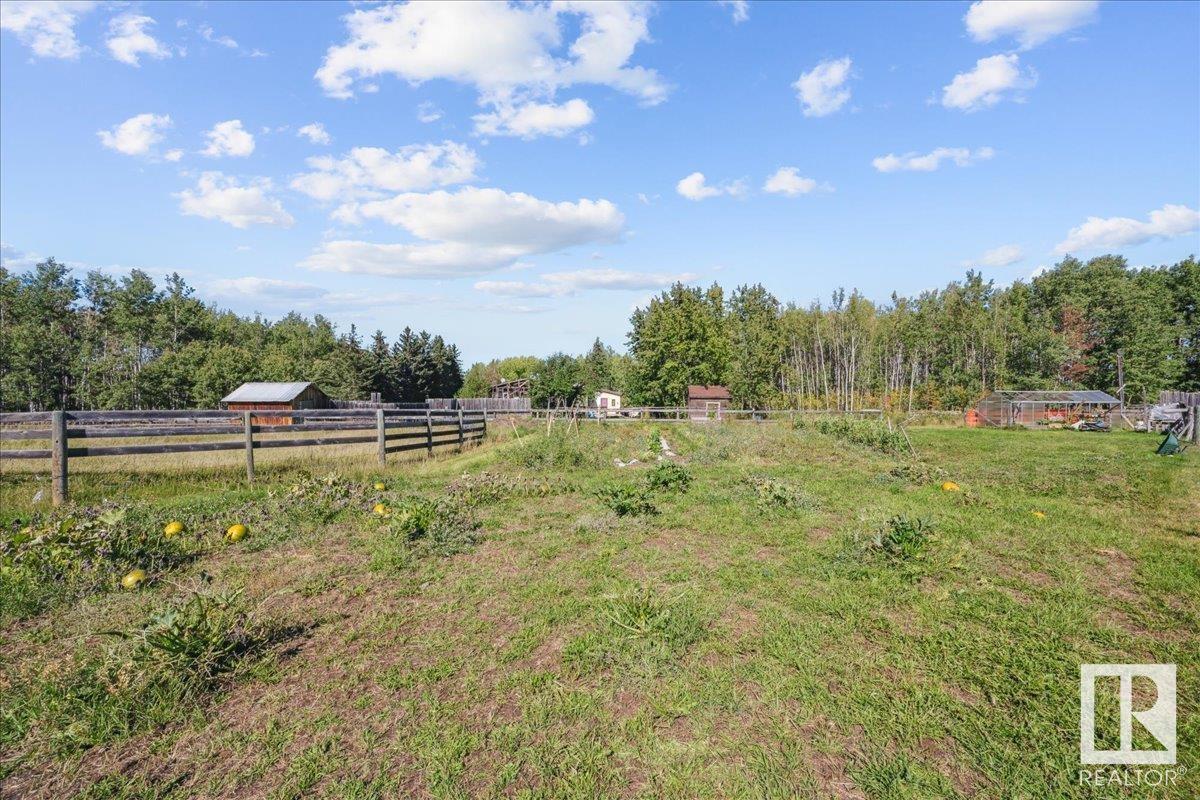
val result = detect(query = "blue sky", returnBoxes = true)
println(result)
[2,0,1198,364]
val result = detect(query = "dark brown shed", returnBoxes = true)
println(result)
[687,385,732,420]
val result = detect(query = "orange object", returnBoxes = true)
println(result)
[965,409,981,428]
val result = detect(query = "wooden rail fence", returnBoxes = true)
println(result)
[0,408,486,505]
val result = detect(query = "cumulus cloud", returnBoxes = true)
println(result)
[202,120,256,158]
[315,1,666,137]
[793,56,853,117]
[301,187,624,279]
[297,123,332,145]
[942,54,1036,112]
[0,0,96,59]
[176,172,294,229]
[475,268,696,298]
[290,141,479,203]
[97,113,172,157]
[106,13,171,66]
[872,146,995,173]
[763,167,825,196]
[676,172,746,201]
[717,1,749,24]
[473,98,594,139]
[1054,204,1200,254]
[965,0,1098,50]
[964,244,1025,268]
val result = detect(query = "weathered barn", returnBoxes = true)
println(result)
[687,385,732,420]
[489,378,530,400]
[974,389,1120,428]
[221,381,331,424]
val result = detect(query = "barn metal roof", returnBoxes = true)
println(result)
[983,390,1120,404]
[221,382,315,403]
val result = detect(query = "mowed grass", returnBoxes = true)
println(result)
[1,421,1196,799]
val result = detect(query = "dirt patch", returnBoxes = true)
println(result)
[1089,548,1140,603]
[918,736,985,796]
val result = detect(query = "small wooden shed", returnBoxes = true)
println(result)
[687,385,732,420]
[221,381,330,424]
[594,390,622,413]
[489,378,530,399]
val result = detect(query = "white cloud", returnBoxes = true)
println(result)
[164,149,184,162]
[106,13,171,66]
[208,276,326,300]
[473,98,594,139]
[475,268,696,298]
[872,146,995,173]
[290,141,479,203]
[315,1,666,136]
[793,56,853,117]
[965,244,1025,267]
[202,120,256,158]
[763,167,822,196]
[97,113,172,157]
[0,1,95,59]
[302,187,624,279]
[198,23,237,49]
[297,123,332,145]
[676,172,745,201]
[417,101,443,123]
[176,172,294,229]
[1054,204,1200,254]
[717,1,749,24]
[965,1,1098,50]
[942,54,1036,112]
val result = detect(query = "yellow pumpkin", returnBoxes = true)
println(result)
[373,481,386,491]
[1031,511,1046,519]
[225,523,248,542]
[372,502,389,516]
[121,569,147,590]
[163,520,185,537]
[941,481,961,492]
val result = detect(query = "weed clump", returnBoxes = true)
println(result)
[595,484,659,517]
[564,585,706,674]
[797,416,909,456]
[382,497,481,557]
[743,475,814,512]
[871,515,933,561]
[512,429,591,470]
[644,462,692,494]
[3,580,294,759]
[446,471,568,506]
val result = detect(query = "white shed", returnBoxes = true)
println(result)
[595,390,622,413]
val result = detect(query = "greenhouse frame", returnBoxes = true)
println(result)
[974,390,1121,428]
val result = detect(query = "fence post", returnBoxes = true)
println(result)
[458,408,464,449]
[426,409,433,456]
[243,411,255,483]
[376,409,387,465]
[50,410,68,505]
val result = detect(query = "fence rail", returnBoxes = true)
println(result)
[0,408,486,505]
[526,406,886,422]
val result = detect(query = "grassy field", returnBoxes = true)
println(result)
[1,420,1196,799]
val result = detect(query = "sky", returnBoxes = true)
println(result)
[2,0,1198,365]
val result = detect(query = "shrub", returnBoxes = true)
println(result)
[645,463,692,494]
[446,471,566,506]
[596,484,658,517]
[872,515,933,561]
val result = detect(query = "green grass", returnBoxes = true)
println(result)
[1,421,1196,798]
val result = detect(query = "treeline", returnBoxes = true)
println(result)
[0,260,462,411]
[460,255,1197,410]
